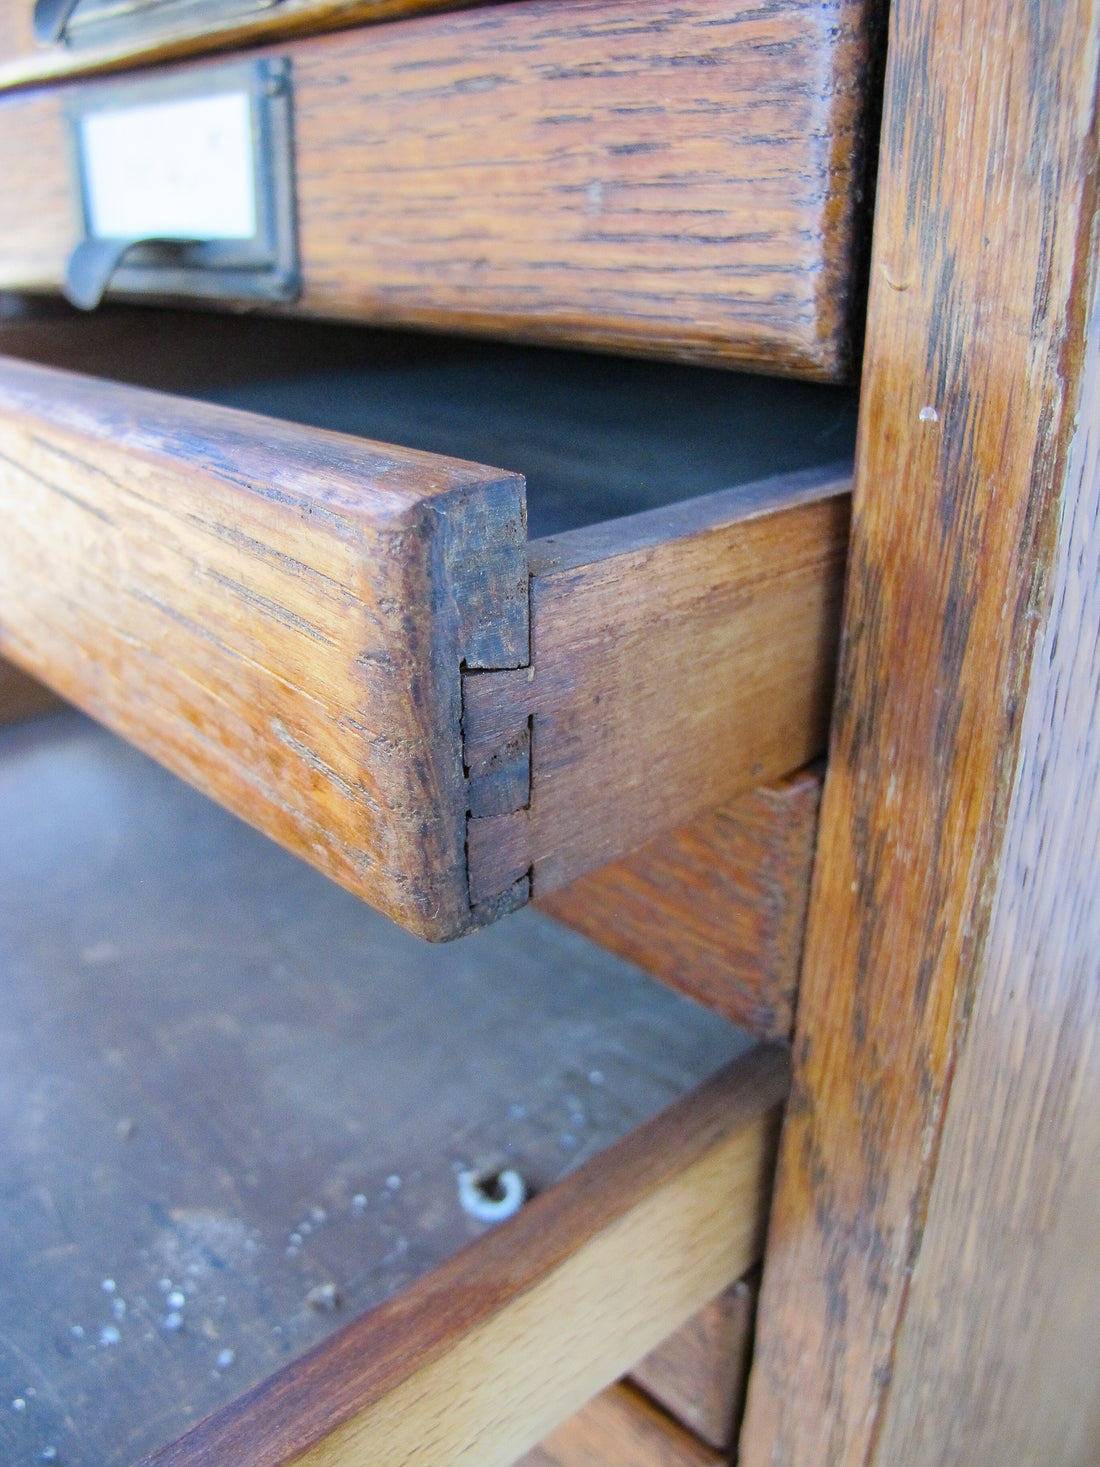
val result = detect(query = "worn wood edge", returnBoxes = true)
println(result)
[537,768,823,1041]
[525,463,854,578]
[0,354,528,939]
[138,1044,788,1467]
[0,654,62,723]
[519,1382,726,1467]
[866,127,1100,1467]
[739,3,1100,1463]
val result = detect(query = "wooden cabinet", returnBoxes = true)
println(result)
[3,0,1100,1462]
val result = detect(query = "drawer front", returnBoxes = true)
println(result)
[0,356,529,939]
[0,0,882,377]
[0,354,848,939]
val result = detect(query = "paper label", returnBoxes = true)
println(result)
[80,90,257,241]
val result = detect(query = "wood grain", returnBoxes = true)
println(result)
[466,469,849,905]
[537,770,822,1041]
[868,160,1100,1467]
[630,1272,758,1451]
[0,655,59,723]
[739,2,1100,1463]
[520,1383,725,1467]
[0,0,885,377]
[0,355,528,940]
[138,1045,787,1467]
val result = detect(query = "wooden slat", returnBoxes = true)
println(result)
[872,214,1100,1466]
[139,1045,787,1467]
[739,2,1100,1463]
[519,1383,725,1467]
[0,655,60,724]
[0,355,528,940]
[630,1272,758,1450]
[538,770,822,1041]
[466,469,849,905]
[0,0,884,378]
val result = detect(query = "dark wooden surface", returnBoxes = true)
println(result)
[466,471,848,902]
[0,0,885,377]
[520,1383,725,1467]
[739,1,1100,1463]
[0,709,753,1467]
[539,770,823,1040]
[630,1271,758,1451]
[0,352,529,939]
[0,654,59,722]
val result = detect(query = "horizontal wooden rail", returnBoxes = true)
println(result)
[139,1045,788,1467]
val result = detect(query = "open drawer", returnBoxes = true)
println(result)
[0,708,787,1467]
[0,314,852,939]
[0,0,884,376]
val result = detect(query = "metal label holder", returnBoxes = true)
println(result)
[65,57,299,310]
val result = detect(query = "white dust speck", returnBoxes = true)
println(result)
[101,1279,116,1293]
[588,1069,605,1086]
[11,1397,26,1412]
[166,1291,186,1310]
[163,1312,183,1332]
[216,1348,235,1369]
[111,1298,127,1320]
[305,1282,340,1312]
[919,405,938,422]
[351,1194,367,1213]
[99,1326,120,1347]
[385,1176,401,1191]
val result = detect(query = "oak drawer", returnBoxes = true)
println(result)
[0,707,787,1467]
[0,0,883,376]
[0,318,852,940]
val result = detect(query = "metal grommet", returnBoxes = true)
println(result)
[458,1168,527,1223]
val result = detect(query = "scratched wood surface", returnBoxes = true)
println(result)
[538,770,822,1040]
[0,709,757,1467]
[0,0,885,377]
[466,470,849,904]
[519,1383,724,1467]
[739,2,1100,1463]
[629,1271,758,1450]
[0,354,529,940]
[868,153,1100,1467]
